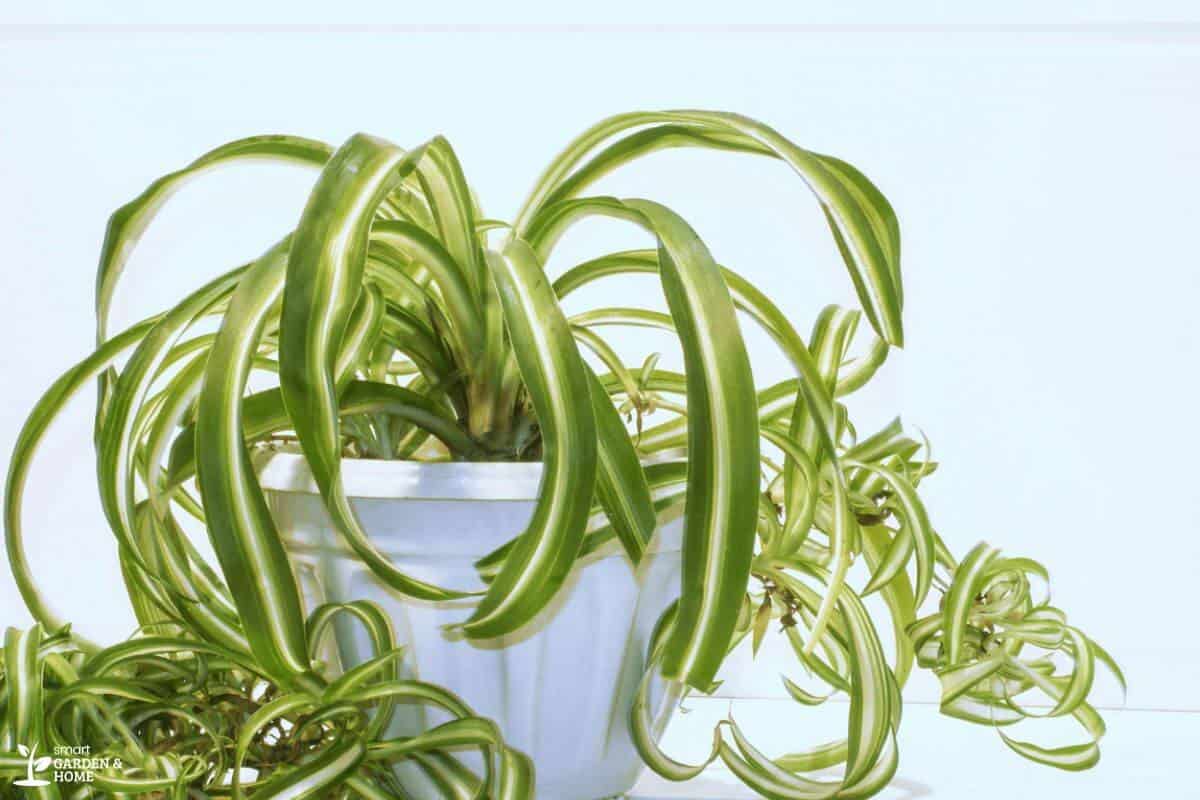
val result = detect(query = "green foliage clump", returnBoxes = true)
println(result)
[3,111,1120,798]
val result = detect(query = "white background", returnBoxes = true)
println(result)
[2,4,1197,797]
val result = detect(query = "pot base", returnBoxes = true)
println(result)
[261,455,684,800]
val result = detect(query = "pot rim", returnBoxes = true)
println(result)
[255,447,547,501]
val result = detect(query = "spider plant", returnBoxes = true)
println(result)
[3,110,1121,798]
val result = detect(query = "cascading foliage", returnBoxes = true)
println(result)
[3,110,1121,798]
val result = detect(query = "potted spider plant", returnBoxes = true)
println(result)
[4,110,1121,799]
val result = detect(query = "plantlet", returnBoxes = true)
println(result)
[3,111,1121,797]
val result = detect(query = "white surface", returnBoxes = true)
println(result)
[261,456,685,799]
[630,699,1190,798]
[1,16,1197,796]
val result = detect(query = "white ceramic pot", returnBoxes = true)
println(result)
[258,452,682,800]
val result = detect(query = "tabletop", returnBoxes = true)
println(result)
[627,698,1189,798]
